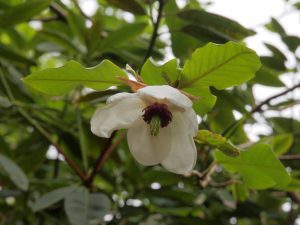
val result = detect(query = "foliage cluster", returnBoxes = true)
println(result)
[0,0,300,225]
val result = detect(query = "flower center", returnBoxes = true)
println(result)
[142,103,172,136]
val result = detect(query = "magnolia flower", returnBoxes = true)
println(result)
[91,85,198,174]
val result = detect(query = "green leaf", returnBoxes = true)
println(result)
[181,24,230,44]
[231,183,249,202]
[0,153,29,191]
[164,0,200,58]
[251,66,285,87]
[0,0,51,27]
[178,10,255,41]
[140,58,180,86]
[182,86,216,116]
[268,117,300,133]
[180,42,261,89]
[23,60,127,95]
[195,130,240,157]
[32,186,77,212]
[278,179,300,191]
[105,0,145,15]
[282,35,300,52]
[64,188,111,225]
[266,18,286,35]
[0,44,35,65]
[264,43,287,62]
[260,134,293,156]
[261,56,286,72]
[38,29,83,53]
[99,23,147,51]
[214,144,291,189]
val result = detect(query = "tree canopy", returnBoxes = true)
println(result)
[0,0,300,225]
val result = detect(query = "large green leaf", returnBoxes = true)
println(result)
[0,0,51,27]
[214,144,291,189]
[0,153,29,191]
[181,24,230,44]
[23,60,127,95]
[32,186,77,212]
[180,42,261,89]
[64,188,111,225]
[140,58,180,86]
[178,10,255,41]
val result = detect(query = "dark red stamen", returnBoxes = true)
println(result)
[142,103,172,127]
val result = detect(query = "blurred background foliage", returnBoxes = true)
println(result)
[0,0,300,224]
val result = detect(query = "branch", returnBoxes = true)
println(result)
[85,131,126,187]
[0,72,87,182]
[31,16,59,22]
[18,108,87,181]
[49,2,67,22]
[222,83,300,138]
[279,154,300,160]
[143,0,165,63]
[251,83,300,113]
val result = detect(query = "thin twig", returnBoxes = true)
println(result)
[85,131,126,187]
[49,2,67,22]
[18,108,87,181]
[222,83,300,139]
[208,179,241,187]
[200,163,218,188]
[251,83,300,113]
[143,0,165,63]
[279,154,300,160]
[31,16,59,22]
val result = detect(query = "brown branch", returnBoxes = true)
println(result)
[85,131,126,187]
[208,179,241,187]
[143,0,165,63]
[251,83,300,113]
[279,154,300,160]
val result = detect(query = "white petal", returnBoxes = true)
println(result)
[127,117,172,166]
[91,96,145,138]
[161,112,197,174]
[185,108,198,136]
[137,85,192,110]
[107,92,136,104]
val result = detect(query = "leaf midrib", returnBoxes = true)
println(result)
[25,78,121,84]
[182,51,253,88]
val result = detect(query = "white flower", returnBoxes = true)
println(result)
[90,85,198,174]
